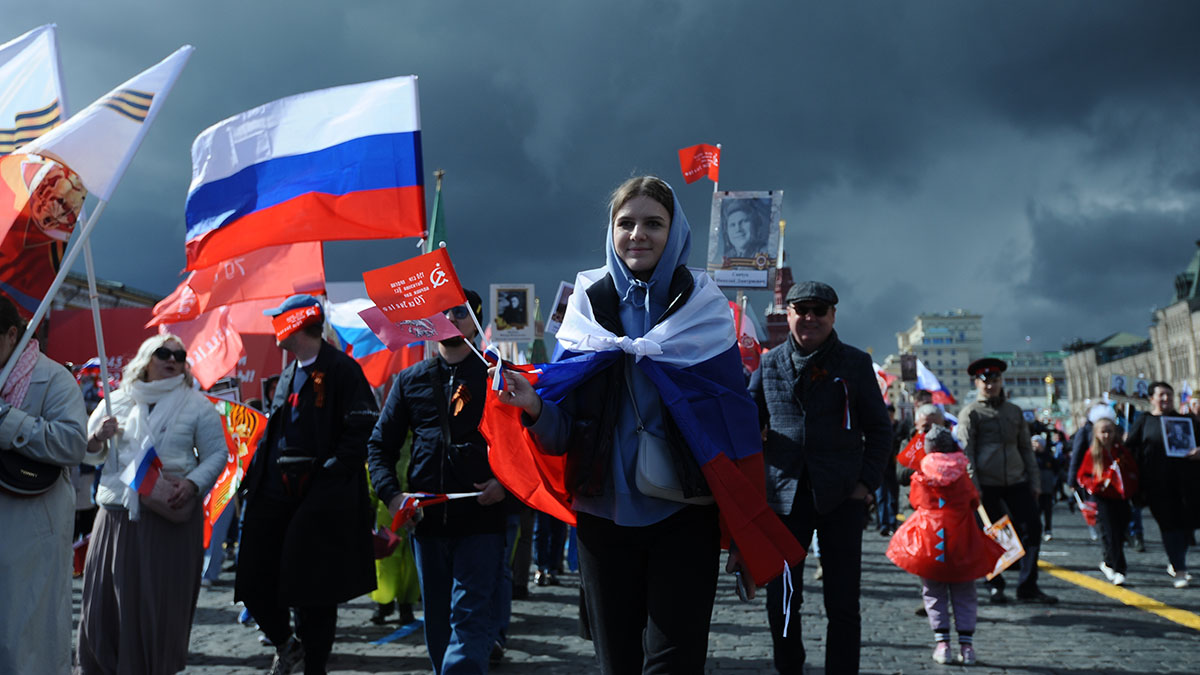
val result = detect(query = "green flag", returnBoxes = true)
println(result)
[424,169,446,254]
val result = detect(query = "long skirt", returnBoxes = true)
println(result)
[76,503,204,674]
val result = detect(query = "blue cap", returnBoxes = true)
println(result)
[262,294,322,317]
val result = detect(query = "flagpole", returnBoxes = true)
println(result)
[0,199,109,391]
[713,143,721,194]
[83,240,113,417]
[464,303,494,367]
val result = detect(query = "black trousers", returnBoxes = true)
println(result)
[980,482,1042,594]
[246,602,337,674]
[1095,497,1131,574]
[239,490,337,674]
[576,505,720,674]
[767,494,867,675]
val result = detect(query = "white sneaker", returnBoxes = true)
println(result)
[1043,532,1053,542]
[1099,562,1116,582]
[1174,577,1189,589]
[1112,572,1126,586]
[1167,564,1193,581]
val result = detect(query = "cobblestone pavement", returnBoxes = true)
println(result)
[71,499,1200,673]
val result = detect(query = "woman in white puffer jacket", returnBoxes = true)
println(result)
[76,333,227,675]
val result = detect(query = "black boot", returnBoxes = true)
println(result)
[369,601,395,625]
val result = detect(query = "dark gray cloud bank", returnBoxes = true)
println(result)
[11,1,1200,357]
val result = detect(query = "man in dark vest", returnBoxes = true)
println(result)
[235,295,380,675]
[749,281,893,674]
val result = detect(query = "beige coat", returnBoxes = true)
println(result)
[0,353,87,674]
[956,393,1037,489]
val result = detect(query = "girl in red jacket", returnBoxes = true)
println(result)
[887,425,1004,665]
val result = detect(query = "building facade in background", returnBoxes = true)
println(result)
[895,309,983,406]
[1063,241,1200,427]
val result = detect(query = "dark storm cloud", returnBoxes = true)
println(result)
[1016,203,1199,347]
[7,1,1200,358]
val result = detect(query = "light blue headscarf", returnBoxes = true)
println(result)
[576,178,693,526]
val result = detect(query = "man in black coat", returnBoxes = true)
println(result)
[235,295,379,675]
[748,281,892,674]
[367,289,507,674]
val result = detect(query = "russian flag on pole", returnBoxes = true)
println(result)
[119,437,163,497]
[184,76,426,271]
[916,358,957,405]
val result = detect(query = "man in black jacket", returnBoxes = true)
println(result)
[367,289,506,674]
[749,281,892,674]
[235,295,380,675]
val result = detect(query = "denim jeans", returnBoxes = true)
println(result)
[413,532,505,674]
[202,505,235,581]
[533,513,567,572]
[492,514,520,647]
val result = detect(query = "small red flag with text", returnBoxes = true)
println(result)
[363,247,467,323]
[678,144,720,184]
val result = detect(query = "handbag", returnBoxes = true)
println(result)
[624,365,714,505]
[0,451,60,496]
[140,472,197,523]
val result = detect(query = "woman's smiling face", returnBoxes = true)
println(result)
[612,195,671,281]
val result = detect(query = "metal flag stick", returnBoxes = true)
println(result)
[82,240,114,418]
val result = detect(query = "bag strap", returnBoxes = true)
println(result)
[621,358,645,432]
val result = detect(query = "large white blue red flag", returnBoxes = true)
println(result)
[480,268,806,587]
[185,76,426,271]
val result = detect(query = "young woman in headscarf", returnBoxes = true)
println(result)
[491,176,801,673]
[76,334,226,674]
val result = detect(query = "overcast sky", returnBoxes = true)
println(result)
[11,1,1200,358]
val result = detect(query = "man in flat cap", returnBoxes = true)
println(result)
[956,357,1056,604]
[748,281,893,674]
[236,295,381,674]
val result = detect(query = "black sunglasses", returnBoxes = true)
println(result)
[445,306,471,320]
[153,347,188,363]
[790,303,830,318]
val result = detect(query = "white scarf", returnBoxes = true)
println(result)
[555,268,735,367]
[119,375,191,518]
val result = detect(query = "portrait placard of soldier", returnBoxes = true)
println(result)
[706,190,782,289]
[544,281,574,336]
[1161,415,1195,458]
[490,283,535,342]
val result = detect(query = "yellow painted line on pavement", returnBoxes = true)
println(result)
[1038,560,1200,632]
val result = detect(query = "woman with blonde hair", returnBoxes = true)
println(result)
[76,333,226,674]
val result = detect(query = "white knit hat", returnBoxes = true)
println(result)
[1088,404,1117,424]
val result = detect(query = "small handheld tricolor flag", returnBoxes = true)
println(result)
[119,436,163,496]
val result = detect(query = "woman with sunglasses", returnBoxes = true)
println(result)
[76,334,226,674]
[492,176,800,673]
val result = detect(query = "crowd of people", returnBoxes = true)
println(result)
[2,175,1199,675]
